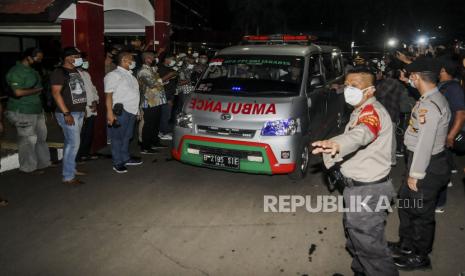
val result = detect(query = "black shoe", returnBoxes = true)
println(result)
[141,148,158,155]
[394,254,431,271]
[395,151,404,157]
[125,158,143,166]
[354,271,366,276]
[388,241,413,257]
[113,165,128,174]
[151,143,168,149]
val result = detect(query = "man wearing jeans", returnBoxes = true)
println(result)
[5,47,51,174]
[50,47,87,185]
[105,52,143,173]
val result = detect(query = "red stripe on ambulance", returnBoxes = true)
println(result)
[189,99,276,115]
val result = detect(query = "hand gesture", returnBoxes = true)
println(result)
[311,140,340,156]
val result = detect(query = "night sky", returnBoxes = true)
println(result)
[172,0,465,49]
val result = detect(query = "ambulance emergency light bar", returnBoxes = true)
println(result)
[242,34,318,44]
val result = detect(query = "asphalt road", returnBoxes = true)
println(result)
[0,148,464,276]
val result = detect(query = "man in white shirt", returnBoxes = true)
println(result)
[77,58,99,161]
[104,52,143,173]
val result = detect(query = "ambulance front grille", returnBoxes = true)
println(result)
[197,125,256,138]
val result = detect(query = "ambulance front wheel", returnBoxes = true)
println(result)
[288,138,310,180]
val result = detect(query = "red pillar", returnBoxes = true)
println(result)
[146,0,171,52]
[61,0,106,152]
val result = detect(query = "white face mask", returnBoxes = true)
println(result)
[177,61,183,67]
[169,60,176,67]
[73,57,83,67]
[193,52,199,58]
[155,58,159,64]
[81,61,89,70]
[187,64,194,69]
[129,61,136,70]
[344,86,373,106]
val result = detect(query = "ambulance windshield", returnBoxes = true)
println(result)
[197,55,304,96]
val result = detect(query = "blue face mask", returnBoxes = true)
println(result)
[73,57,83,67]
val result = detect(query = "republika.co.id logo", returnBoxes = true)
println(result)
[263,195,423,213]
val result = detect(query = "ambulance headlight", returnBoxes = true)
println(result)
[176,112,193,128]
[261,118,299,136]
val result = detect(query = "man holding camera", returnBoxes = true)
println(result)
[105,52,143,173]
[312,67,398,276]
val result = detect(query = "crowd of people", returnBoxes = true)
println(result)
[0,43,211,189]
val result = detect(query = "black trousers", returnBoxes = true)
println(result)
[398,151,450,256]
[343,181,398,276]
[141,106,162,150]
[77,115,96,158]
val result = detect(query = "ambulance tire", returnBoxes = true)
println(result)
[288,137,310,181]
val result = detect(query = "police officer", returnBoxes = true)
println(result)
[389,58,451,270]
[312,67,398,276]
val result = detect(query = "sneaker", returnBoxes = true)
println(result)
[388,241,413,258]
[113,165,128,173]
[394,254,431,271]
[448,181,453,187]
[151,143,168,149]
[141,148,158,155]
[435,207,445,213]
[125,158,143,166]
[159,133,173,140]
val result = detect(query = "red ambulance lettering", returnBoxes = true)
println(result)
[212,102,222,113]
[231,103,243,114]
[189,99,276,115]
[221,102,232,113]
[204,100,214,111]
[242,103,252,114]
[252,103,266,114]
[265,104,276,114]
[196,99,205,110]
[189,98,197,109]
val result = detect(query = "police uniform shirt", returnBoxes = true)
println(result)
[323,97,393,182]
[404,88,451,179]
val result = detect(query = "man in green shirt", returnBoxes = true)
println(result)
[5,48,51,173]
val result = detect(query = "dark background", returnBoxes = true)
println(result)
[172,0,465,50]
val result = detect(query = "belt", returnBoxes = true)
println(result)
[407,150,446,160]
[345,175,390,187]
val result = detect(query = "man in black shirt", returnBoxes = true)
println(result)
[158,55,178,139]
[50,47,87,185]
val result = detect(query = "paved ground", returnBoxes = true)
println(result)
[0,147,464,276]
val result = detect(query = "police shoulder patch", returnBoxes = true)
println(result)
[357,104,381,138]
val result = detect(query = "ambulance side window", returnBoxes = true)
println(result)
[322,53,335,80]
[332,53,344,78]
[306,54,323,94]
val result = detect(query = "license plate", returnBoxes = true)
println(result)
[202,154,240,169]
